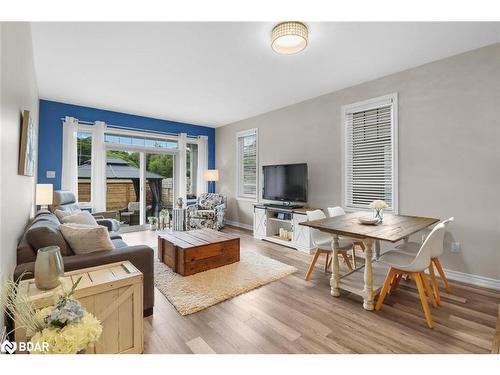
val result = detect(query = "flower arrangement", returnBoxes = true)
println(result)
[369,200,388,221]
[1,275,102,354]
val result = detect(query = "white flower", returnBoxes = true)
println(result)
[369,200,388,209]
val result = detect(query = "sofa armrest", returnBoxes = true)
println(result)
[96,218,120,232]
[14,245,154,315]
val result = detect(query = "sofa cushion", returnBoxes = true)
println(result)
[31,213,61,226]
[25,220,73,256]
[17,236,37,265]
[190,209,216,219]
[112,239,128,248]
[61,211,98,226]
[59,223,114,254]
[54,208,82,221]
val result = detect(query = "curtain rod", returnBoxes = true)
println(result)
[60,117,200,138]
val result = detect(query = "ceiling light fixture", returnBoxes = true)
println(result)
[271,21,308,55]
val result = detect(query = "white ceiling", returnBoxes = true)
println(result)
[31,22,500,127]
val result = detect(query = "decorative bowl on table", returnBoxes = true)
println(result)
[358,217,380,225]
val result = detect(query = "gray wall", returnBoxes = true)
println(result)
[216,43,500,280]
[0,23,39,329]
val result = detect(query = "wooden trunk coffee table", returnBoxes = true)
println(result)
[157,228,240,276]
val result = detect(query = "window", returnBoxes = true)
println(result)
[77,130,92,204]
[104,134,177,149]
[236,129,258,200]
[342,93,398,213]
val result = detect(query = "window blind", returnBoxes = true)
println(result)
[237,130,257,199]
[345,101,396,211]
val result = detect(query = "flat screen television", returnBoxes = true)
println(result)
[263,163,308,203]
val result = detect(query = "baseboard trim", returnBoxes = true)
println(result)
[225,220,253,231]
[443,268,500,290]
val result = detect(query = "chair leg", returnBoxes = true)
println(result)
[324,252,330,273]
[376,268,396,310]
[352,247,357,269]
[389,273,402,294]
[421,271,437,308]
[341,251,353,271]
[433,258,451,293]
[305,249,321,281]
[414,272,434,328]
[428,262,441,305]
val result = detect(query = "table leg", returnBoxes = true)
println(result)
[330,234,341,297]
[375,239,381,259]
[362,238,374,310]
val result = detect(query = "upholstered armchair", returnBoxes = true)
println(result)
[187,193,226,230]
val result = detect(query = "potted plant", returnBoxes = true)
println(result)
[147,216,158,230]
[159,209,170,230]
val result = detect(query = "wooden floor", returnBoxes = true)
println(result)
[122,226,500,354]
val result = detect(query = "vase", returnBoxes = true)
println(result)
[34,246,64,290]
[373,208,384,222]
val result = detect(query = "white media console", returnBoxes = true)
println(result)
[253,204,316,253]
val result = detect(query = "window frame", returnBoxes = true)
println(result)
[236,128,259,202]
[341,93,399,214]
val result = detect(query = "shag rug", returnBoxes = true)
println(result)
[154,250,297,315]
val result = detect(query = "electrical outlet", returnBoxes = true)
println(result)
[451,241,461,253]
[46,170,56,178]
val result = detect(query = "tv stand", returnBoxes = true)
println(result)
[264,203,304,210]
[253,204,317,254]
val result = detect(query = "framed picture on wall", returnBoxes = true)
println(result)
[18,110,36,176]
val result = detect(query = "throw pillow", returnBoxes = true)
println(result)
[54,208,82,222]
[59,223,114,254]
[61,211,98,226]
[26,222,73,256]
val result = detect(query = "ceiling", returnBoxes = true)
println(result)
[31,22,500,127]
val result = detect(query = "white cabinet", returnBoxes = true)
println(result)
[253,207,267,239]
[292,213,313,251]
[253,205,315,253]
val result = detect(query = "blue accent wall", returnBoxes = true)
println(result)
[38,99,216,191]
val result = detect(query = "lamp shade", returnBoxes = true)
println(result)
[36,184,53,206]
[203,169,219,182]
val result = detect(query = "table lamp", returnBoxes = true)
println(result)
[36,183,53,210]
[203,169,219,192]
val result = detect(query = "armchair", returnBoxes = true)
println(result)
[187,193,226,230]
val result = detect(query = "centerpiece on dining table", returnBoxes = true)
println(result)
[358,200,388,225]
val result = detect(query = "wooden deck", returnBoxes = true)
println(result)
[122,226,500,354]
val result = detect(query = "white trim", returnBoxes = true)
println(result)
[443,268,500,291]
[235,128,259,202]
[225,219,253,231]
[341,93,399,214]
[139,152,146,226]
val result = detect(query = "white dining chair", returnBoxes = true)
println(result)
[304,209,354,280]
[376,222,446,328]
[327,206,366,268]
[395,217,454,300]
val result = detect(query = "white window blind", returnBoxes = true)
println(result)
[343,94,398,212]
[237,129,258,200]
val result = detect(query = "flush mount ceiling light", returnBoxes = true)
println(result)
[271,21,308,55]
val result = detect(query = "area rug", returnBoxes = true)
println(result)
[154,250,297,315]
